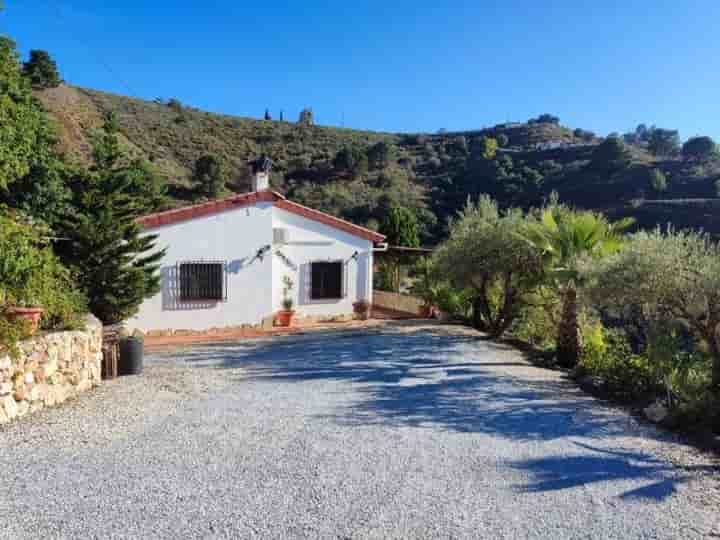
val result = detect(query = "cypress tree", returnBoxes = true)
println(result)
[57,115,166,324]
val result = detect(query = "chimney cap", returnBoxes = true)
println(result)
[249,155,273,175]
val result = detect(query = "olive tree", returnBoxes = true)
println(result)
[434,196,544,337]
[589,228,720,390]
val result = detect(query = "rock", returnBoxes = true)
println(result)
[0,382,13,396]
[0,355,12,371]
[1,395,18,421]
[16,401,29,418]
[644,400,669,424]
[578,375,606,393]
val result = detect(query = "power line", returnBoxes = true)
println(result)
[49,0,139,97]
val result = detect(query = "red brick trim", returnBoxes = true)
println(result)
[137,190,281,229]
[274,199,386,242]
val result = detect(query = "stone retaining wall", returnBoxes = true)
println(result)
[372,290,426,317]
[0,315,102,424]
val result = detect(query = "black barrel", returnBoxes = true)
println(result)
[118,337,144,375]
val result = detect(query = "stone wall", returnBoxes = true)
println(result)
[0,315,102,424]
[372,290,426,317]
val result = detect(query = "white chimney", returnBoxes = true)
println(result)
[250,156,273,192]
[252,169,270,191]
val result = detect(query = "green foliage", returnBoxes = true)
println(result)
[381,206,420,248]
[0,210,86,329]
[588,227,720,390]
[434,196,544,336]
[521,203,633,366]
[57,121,166,324]
[577,327,660,400]
[477,137,498,160]
[682,136,717,162]
[529,114,560,125]
[193,154,226,198]
[648,128,680,157]
[647,168,667,192]
[22,49,61,89]
[367,141,396,169]
[0,316,30,360]
[590,136,631,172]
[0,37,59,191]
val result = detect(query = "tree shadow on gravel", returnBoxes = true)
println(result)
[161,326,646,443]
[510,441,715,501]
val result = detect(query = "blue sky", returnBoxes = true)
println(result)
[2,1,719,139]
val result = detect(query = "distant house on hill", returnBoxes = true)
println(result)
[130,157,385,333]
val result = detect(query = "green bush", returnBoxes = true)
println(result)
[0,211,86,331]
[577,328,660,400]
[0,317,31,360]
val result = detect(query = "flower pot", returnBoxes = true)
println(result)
[420,304,435,319]
[5,306,44,334]
[353,301,371,320]
[276,310,295,327]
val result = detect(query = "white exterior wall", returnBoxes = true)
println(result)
[271,207,373,318]
[129,202,274,332]
[129,201,375,332]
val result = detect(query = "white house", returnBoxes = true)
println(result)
[129,161,386,333]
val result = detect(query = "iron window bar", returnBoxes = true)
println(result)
[177,260,228,302]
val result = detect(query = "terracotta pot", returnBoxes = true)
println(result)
[276,310,295,327]
[5,306,44,334]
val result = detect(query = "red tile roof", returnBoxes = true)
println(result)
[137,190,386,243]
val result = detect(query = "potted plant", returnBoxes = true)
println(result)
[353,299,371,320]
[276,276,295,327]
[0,217,48,334]
[4,294,44,334]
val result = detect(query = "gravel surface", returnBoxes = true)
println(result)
[1,321,719,539]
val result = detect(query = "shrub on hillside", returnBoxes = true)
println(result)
[22,49,62,89]
[648,168,668,192]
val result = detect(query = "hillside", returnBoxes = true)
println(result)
[36,85,720,241]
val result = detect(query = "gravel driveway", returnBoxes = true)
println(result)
[1,321,718,539]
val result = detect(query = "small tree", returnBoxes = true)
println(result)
[435,196,544,337]
[476,137,498,160]
[58,120,165,324]
[682,136,717,162]
[0,37,58,190]
[496,133,509,147]
[648,128,680,157]
[379,206,420,292]
[298,108,314,126]
[367,141,396,169]
[23,49,62,89]
[648,168,668,192]
[590,228,720,390]
[264,108,272,120]
[590,136,631,172]
[192,155,226,199]
[521,204,633,367]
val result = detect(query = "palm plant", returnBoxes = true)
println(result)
[522,204,633,367]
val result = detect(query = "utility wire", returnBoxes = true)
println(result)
[49,0,140,97]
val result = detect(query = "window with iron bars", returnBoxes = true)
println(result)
[178,261,227,302]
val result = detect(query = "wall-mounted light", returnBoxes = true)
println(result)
[256,244,271,261]
[348,251,359,262]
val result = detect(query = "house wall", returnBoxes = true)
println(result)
[129,202,275,332]
[272,207,373,319]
